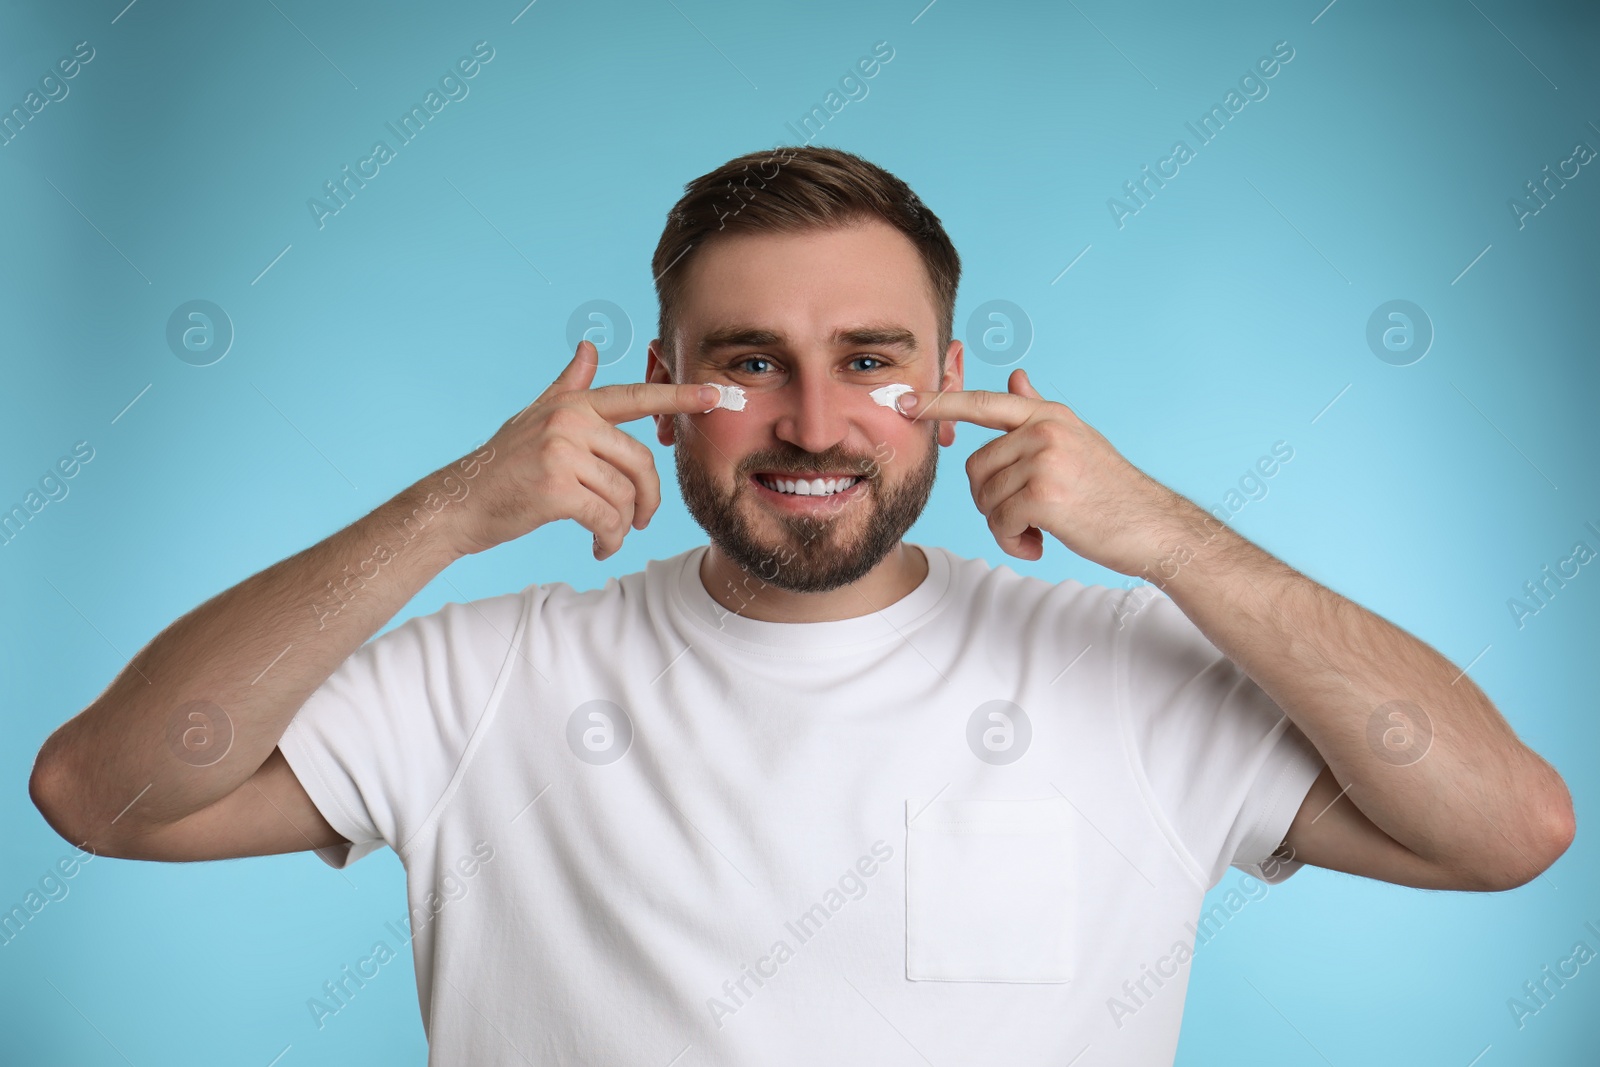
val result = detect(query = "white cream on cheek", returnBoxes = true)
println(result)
[700,383,747,412]
[701,381,912,413]
[869,383,915,411]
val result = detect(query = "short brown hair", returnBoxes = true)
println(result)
[651,145,961,377]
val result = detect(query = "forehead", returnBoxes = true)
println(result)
[674,219,937,358]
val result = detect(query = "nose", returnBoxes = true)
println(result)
[771,366,856,456]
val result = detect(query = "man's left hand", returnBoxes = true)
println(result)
[895,369,1190,572]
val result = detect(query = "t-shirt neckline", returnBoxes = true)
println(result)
[670,541,952,652]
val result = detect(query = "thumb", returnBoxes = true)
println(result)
[555,339,600,390]
[536,340,599,405]
[1010,367,1043,399]
[513,341,601,424]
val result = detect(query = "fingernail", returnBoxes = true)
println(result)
[697,385,720,407]
[896,393,918,414]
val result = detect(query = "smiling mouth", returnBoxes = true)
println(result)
[751,472,864,497]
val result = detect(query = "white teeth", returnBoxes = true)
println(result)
[758,475,859,496]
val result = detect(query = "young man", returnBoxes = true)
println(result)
[31,146,1573,1065]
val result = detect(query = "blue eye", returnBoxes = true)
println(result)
[729,355,891,375]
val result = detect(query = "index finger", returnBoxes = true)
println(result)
[585,381,725,424]
[894,387,1040,432]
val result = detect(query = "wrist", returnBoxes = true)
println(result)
[383,471,474,567]
[1131,496,1233,591]
[402,442,499,560]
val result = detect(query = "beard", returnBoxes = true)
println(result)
[674,415,940,594]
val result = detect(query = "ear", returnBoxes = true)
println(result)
[936,339,964,448]
[645,339,676,446]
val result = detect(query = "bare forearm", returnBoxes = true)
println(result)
[891,374,1571,885]
[34,467,467,849]
[1148,498,1571,880]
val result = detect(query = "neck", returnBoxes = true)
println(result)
[699,541,928,624]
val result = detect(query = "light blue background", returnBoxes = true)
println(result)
[3,0,1596,1063]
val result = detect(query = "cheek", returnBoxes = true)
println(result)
[683,411,758,473]
[866,419,935,477]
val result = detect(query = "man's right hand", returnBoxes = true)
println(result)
[445,340,721,560]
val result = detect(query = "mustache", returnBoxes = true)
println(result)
[741,451,893,480]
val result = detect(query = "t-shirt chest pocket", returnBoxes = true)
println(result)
[904,797,1076,983]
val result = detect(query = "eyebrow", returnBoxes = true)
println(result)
[693,323,919,361]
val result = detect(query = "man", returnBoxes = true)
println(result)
[30,145,1573,1065]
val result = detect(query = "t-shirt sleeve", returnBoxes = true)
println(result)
[1114,587,1325,890]
[276,589,530,870]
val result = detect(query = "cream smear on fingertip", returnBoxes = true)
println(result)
[869,383,915,411]
[701,383,747,412]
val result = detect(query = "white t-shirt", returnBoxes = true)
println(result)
[278,541,1324,1066]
